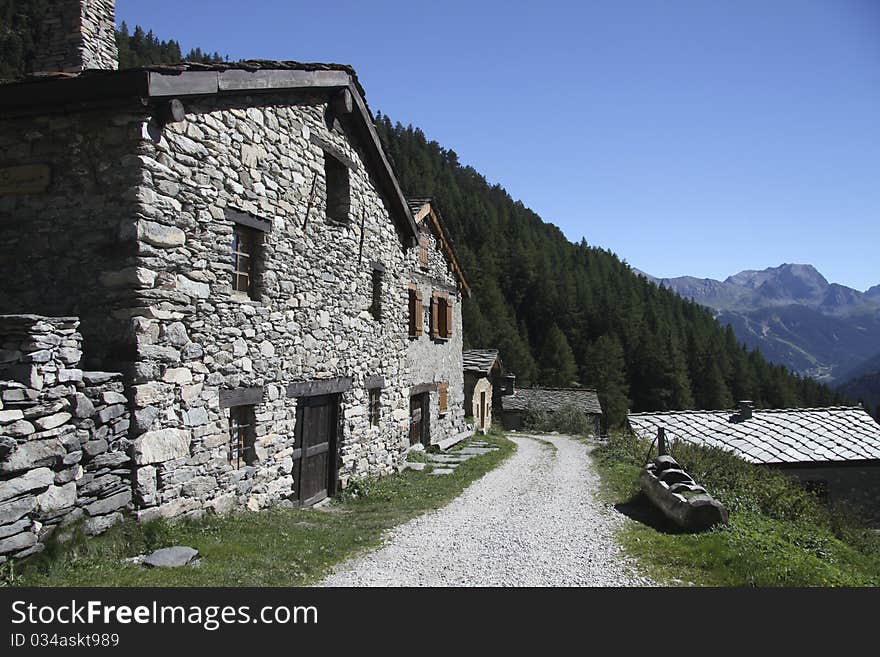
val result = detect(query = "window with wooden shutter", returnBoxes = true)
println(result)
[444,297,453,338]
[438,382,448,414]
[408,287,423,338]
[430,293,440,338]
[432,293,453,339]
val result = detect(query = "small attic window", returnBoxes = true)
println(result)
[324,151,350,223]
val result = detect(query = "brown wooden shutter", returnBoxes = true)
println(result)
[438,383,448,413]
[408,288,417,337]
[415,291,423,336]
[430,293,439,338]
[444,297,453,338]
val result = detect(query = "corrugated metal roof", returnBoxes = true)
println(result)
[502,388,603,415]
[627,406,880,465]
[463,349,501,375]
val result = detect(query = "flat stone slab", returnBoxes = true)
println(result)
[405,462,426,471]
[458,447,497,455]
[428,468,455,475]
[143,546,199,568]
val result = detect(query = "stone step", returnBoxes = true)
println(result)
[428,468,455,475]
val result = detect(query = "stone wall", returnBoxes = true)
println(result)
[0,105,145,369]
[32,0,119,74]
[0,315,132,562]
[406,219,468,445]
[118,92,414,520]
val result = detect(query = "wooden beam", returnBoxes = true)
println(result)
[287,376,352,398]
[155,98,186,126]
[148,71,219,97]
[330,88,353,115]
[410,382,439,395]
[219,386,264,408]
[225,207,272,233]
[364,375,385,389]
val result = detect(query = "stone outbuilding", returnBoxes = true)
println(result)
[0,0,469,526]
[462,349,512,432]
[501,387,603,435]
[628,402,880,524]
[405,199,471,450]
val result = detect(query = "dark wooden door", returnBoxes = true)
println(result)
[409,393,430,446]
[480,391,487,429]
[293,394,339,507]
[409,395,423,446]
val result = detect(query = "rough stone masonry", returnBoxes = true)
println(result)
[0,315,132,561]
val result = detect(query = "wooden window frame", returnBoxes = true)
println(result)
[232,225,257,297]
[229,404,258,469]
[431,292,453,340]
[368,387,381,427]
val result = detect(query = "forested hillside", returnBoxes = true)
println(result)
[375,116,847,425]
[0,0,222,81]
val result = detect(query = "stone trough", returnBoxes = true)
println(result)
[640,454,728,532]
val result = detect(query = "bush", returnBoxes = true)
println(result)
[523,404,593,436]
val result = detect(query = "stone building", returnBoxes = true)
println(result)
[462,349,512,431]
[405,199,471,450]
[0,0,468,528]
[628,402,880,524]
[501,387,603,435]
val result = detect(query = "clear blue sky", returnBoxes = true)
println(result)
[117,0,880,291]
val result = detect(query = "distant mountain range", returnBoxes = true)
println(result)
[638,264,880,386]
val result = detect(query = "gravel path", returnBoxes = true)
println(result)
[319,434,654,586]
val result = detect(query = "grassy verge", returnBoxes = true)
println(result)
[3,430,514,587]
[593,432,880,586]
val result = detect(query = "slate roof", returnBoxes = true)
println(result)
[627,407,880,465]
[502,388,603,415]
[462,349,501,375]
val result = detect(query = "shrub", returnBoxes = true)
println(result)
[523,403,593,435]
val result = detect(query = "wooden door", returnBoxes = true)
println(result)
[409,395,423,446]
[480,391,487,429]
[293,394,339,506]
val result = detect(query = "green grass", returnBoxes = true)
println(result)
[593,432,880,587]
[4,431,514,587]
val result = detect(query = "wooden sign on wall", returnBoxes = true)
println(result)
[0,164,51,195]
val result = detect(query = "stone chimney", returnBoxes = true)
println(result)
[738,400,753,420]
[502,374,516,397]
[31,0,119,74]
